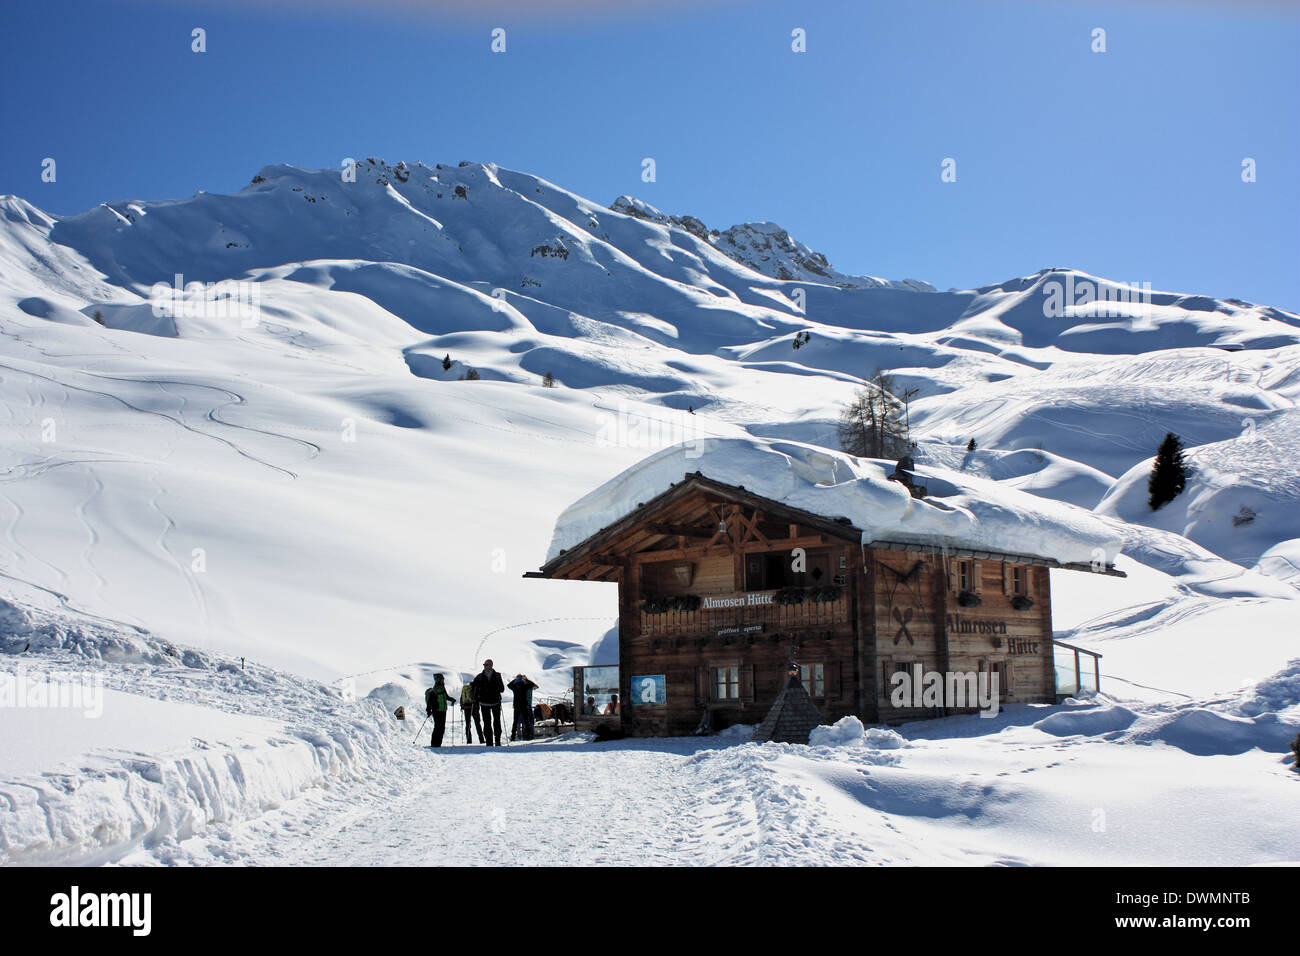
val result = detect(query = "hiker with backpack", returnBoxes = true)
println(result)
[424,674,454,748]
[508,673,539,741]
[460,679,484,744]
[471,659,506,747]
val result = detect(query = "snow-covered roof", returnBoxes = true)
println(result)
[545,437,1124,569]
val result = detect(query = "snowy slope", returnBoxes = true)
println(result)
[0,158,1298,865]
[1,157,1297,678]
[0,601,403,865]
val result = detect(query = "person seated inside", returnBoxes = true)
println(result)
[603,693,620,716]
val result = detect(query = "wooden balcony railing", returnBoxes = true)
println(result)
[639,588,850,638]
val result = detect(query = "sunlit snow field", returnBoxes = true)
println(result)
[1,161,1296,865]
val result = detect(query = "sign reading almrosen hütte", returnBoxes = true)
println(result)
[702,592,775,610]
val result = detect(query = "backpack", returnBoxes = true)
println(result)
[426,685,449,713]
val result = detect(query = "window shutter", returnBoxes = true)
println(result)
[972,560,981,593]
[697,666,709,705]
[826,662,841,699]
[1000,561,1007,594]
[741,664,754,701]
[945,554,955,592]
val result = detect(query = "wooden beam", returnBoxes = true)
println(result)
[705,504,733,551]
[628,534,830,565]
[736,508,772,550]
[646,522,714,539]
[536,474,863,579]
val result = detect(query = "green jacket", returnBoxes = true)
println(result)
[425,684,452,714]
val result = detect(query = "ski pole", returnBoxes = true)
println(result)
[413,713,431,745]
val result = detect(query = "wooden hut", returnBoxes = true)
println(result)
[529,471,1122,737]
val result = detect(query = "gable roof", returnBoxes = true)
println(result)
[532,472,861,581]
[537,438,1128,575]
[531,470,1126,581]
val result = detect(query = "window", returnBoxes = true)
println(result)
[1011,565,1026,595]
[884,659,914,689]
[958,560,974,591]
[579,665,621,716]
[981,659,1010,698]
[641,563,665,592]
[744,549,830,591]
[799,663,825,697]
[715,666,740,700]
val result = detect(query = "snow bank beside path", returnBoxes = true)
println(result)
[547,437,1124,567]
[0,602,404,866]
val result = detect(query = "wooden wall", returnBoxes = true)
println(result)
[871,551,946,723]
[619,547,859,737]
[611,541,1057,736]
[871,551,1056,723]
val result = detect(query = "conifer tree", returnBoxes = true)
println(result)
[1147,432,1187,510]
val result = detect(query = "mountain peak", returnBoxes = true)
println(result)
[611,194,932,291]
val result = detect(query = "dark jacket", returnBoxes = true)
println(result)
[508,677,538,709]
[472,669,505,706]
[425,682,452,715]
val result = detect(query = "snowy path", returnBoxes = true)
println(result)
[148,729,903,867]
[164,714,1300,868]
[6,614,1297,868]
[288,741,703,866]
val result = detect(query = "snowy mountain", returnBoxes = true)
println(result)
[1,158,1297,865]
[609,194,934,291]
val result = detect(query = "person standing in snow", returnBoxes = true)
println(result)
[508,673,539,741]
[460,680,484,744]
[472,660,506,746]
[425,674,454,748]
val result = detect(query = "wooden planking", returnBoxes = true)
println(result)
[621,629,858,736]
[943,561,1053,703]
[873,551,941,722]
[568,482,1067,734]
[872,552,1058,722]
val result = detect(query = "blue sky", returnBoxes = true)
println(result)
[3,0,1297,308]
